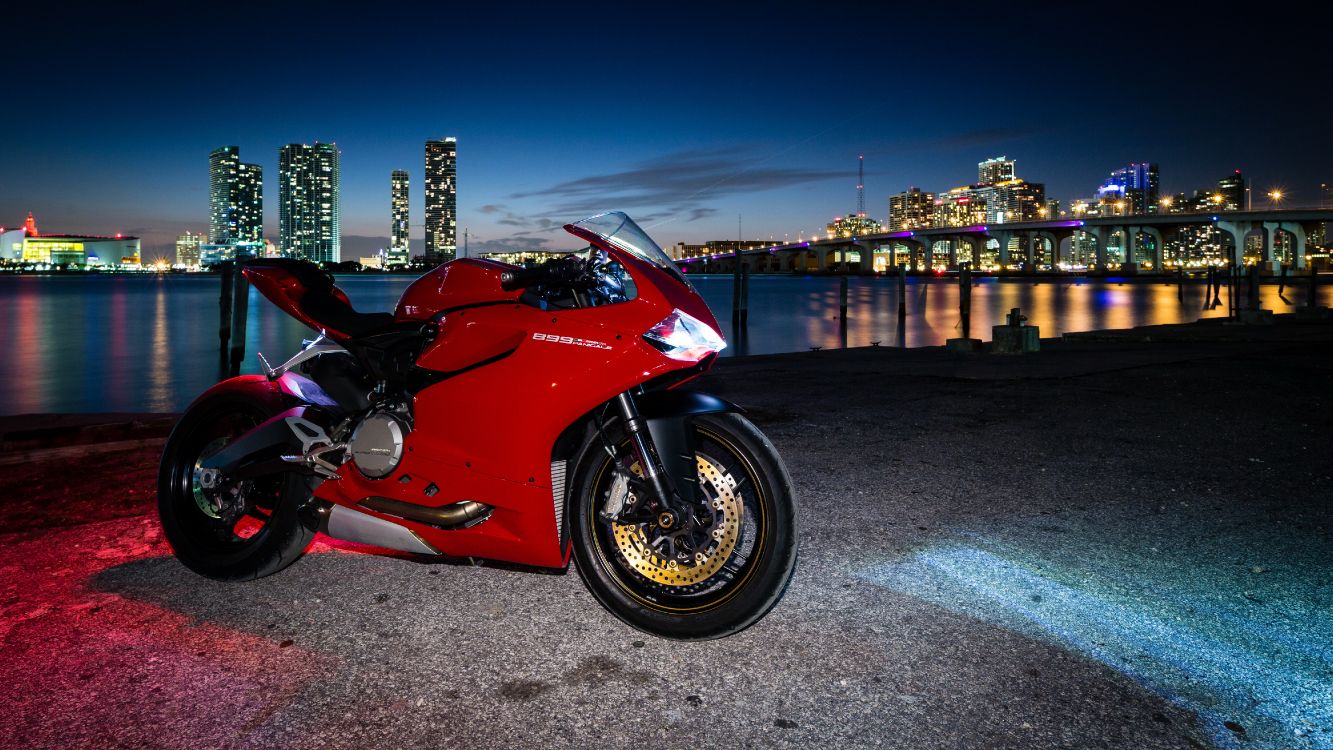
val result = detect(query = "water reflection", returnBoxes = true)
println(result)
[0,273,1327,414]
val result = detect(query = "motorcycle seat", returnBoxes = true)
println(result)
[242,258,397,339]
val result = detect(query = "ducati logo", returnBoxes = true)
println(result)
[532,332,613,350]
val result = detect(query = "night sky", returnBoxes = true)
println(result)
[2,3,1327,259]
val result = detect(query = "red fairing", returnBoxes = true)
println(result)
[395,258,522,322]
[312,250,707,569]
[242,264,347,338]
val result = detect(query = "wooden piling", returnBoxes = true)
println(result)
[839,275,849,321]
[738,264,749,328]
[897,263,907,318]
[228,260,249,377]
[218,261,234,369]
[959,263,972,339]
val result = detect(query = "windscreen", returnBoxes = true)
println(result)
[567,212,691,286]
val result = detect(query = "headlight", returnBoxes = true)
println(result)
[643,309,726,361]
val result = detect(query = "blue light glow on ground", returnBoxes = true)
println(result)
[858,516,1332,749]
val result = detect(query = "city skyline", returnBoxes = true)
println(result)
[1,5,1327,259]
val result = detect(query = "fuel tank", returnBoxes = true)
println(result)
[394,258,521,322]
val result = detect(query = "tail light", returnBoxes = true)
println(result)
[643,309,726,361]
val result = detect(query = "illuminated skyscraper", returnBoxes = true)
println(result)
[1218,170,1245,211]
[175,231,204,268]
[209,146,263,244]
[978,156,1016,184]
[889,187,935,231]
[1097,163,1160,215]
[424,137,457,265]
[279,142,340,264]
[390,169,410,266]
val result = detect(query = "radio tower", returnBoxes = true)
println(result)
[856,155,866,218]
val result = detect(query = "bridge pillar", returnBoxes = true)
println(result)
[1141,226,1165,271]
[1089,227,1109,272]
[1291,223,1309,270]
[1217,220,1251,268]
[1036,231,1058,271]
[947,239,958,270]
[1024,233,1036,272]
[959,235,982,268]
[1263,222,1305,271]
[995,231,1012,268]
[1123,227,1139,274]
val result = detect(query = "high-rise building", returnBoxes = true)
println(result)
[209,146,263,244]
[279,142,340,264]
[1096,163,1160,215]
[424,137,457,264]
[978,156,1016,184]
[1218,170,1245,211]
[175,231,204,268]
[983,179,1046,223]
[390,170,410,266]
[889,187,935,231]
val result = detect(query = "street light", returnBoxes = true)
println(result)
[1268,189,1284,209]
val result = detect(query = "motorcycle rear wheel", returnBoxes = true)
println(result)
[157,391,315,581]
[570,412,797,639]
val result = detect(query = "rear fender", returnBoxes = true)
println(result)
[189,373,342,476]
[190,372,340,413]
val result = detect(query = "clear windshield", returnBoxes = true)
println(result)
[567,212,690,286]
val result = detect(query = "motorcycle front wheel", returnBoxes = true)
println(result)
[570,412,797,640]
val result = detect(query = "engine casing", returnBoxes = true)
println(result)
[348,411,410,479]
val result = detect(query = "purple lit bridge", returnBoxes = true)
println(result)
[676,209,1333,274]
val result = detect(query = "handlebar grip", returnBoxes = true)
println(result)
[500,266,546,291]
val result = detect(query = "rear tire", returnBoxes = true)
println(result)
[157,391,315,581]
[570,412,797,639]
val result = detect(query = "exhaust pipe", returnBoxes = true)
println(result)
[360,497,492,529]
[314,502,441,556]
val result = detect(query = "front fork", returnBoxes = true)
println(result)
[612,390,700,527]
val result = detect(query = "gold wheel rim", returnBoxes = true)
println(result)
[610,454,742,587]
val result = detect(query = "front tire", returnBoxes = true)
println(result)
[570,412,797,639]
[157,390,315,581]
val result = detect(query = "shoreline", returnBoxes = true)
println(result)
[4,312,1328,451]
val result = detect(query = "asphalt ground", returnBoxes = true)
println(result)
[1,328,1330,750]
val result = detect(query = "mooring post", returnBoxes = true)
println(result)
[1279,262,1288,296]
[959,262,972,339]
[739,263,749,328]
[1247,264,1260,310]
[1310,264,1320,309]
[218,261,234,367]
[897,263,907,318]
[229,258,249,377]
[1202,266,1212,311]
[731,259,741,330]
[1176,265,1184,302]
[1211,265,1222,309]
[838,274,849,319]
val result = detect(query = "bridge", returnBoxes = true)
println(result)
[677,209,1333,274]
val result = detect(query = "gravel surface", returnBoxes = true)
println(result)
[1,334,1329,750]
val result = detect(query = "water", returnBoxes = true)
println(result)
[0,273,1326,414]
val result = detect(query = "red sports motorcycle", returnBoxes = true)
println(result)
[158,212,796,639]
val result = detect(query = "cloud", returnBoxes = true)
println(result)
[467,234,554,254]
[477,204,504,214]
[510,146,846,221]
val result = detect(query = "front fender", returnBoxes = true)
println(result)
[638,390,743,508]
